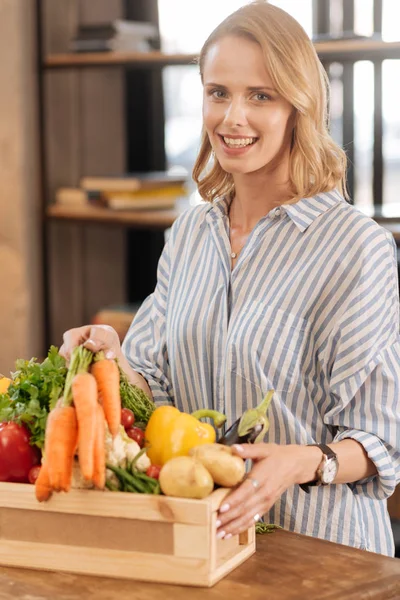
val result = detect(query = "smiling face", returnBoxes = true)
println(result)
[202,35,295,179]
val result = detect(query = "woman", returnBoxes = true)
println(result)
[61,1,400,555]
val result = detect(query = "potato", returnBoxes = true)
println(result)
[189,443,246,487]
[159,456,214,499]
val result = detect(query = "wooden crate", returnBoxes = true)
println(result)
[0,483,255,587]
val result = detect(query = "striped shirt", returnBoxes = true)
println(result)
[123,189,400,556]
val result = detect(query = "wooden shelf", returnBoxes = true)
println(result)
[43,41,400,69]
[44,51,198,69]
[46,203,178,229]
[47,203,400,243]
[315,39,400,61]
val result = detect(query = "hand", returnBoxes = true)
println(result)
[216,443,320,539]
[59,324,122,363]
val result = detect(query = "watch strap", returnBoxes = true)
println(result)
[300,443,337,494]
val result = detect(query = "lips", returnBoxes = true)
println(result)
[219,134,258,145]
[217,134,259,153]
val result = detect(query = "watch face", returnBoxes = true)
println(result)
[321,457,338,484]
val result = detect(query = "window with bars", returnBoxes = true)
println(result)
[158,0,400,210]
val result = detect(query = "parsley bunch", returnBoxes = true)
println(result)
[0,346,67,449]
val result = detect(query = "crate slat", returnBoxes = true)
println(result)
[0,483,255,587]
[173,523,210,559]
[0,540,211,586]
[0,483,210,524]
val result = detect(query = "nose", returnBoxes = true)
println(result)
[223,98,248,127]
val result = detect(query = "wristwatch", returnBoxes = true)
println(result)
[300,443,338,493]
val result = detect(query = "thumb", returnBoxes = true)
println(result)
[232,442,272,460]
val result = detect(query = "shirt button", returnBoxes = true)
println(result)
[274,208,281,218]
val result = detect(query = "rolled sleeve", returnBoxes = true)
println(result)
[325,341,400,500]
[323,233,400,499]
[333,428,399,500]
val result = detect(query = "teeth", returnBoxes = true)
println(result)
[223,137,256,148]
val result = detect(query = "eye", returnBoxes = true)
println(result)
[253,92,271,102]
[207,88,227,100]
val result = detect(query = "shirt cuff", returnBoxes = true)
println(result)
[123,357,174,407]
[333,428,397,500]
[145,375,175,406]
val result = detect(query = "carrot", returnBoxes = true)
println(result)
[92,403,106,489]
[35,461,52,502]
[45,405,78,492]
[72,371,98,481]
[91,358,121,438]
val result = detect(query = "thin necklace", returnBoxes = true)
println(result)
[228,197,245,259]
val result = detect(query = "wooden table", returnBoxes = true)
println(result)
[0,529,399,600]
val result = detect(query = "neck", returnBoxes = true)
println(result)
[230,176,293,232]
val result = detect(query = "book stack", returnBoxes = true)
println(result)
[55,171,189,211]
[70,20,159,53]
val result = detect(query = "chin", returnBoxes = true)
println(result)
[218,160,263,175]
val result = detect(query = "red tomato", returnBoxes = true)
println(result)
[126,426,145,448]
[146,465,161,479]
[121,408,135,430]
[0,422,40,483]
[28,465,42,484]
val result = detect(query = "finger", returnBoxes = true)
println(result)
[217,475,264,522]
[83,325,119,354]
[218,481,281,537]
[84,326,107,352]
[61,326,91,360]
[232,442,276,460]
[217,488,268,536]
[217,487,264,529]
[83,338,105,353]
[219,506,266,538]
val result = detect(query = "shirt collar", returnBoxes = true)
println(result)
[205,195,230,220]
[206,189,345,231]
[284,189,345,232]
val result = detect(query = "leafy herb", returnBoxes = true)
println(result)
[255,522,281,535]
[0,346,67,449]
[119,366,155,424]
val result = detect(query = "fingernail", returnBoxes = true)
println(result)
[216,530,226,540]
[84,339,97,350]
[233,444,244,452]
[105,350,115,359]
[215,519,222,528]
[224,533,232,540]
[219,503,230,514]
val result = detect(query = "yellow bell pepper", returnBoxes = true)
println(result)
[0,376,11,395]
[145,406,226,466]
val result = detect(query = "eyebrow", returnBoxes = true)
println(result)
[205,82,276,92]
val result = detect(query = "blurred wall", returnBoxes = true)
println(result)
[0,0,43,372]
[44,0,127,347]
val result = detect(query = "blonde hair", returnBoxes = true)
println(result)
[192,1,348,203]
